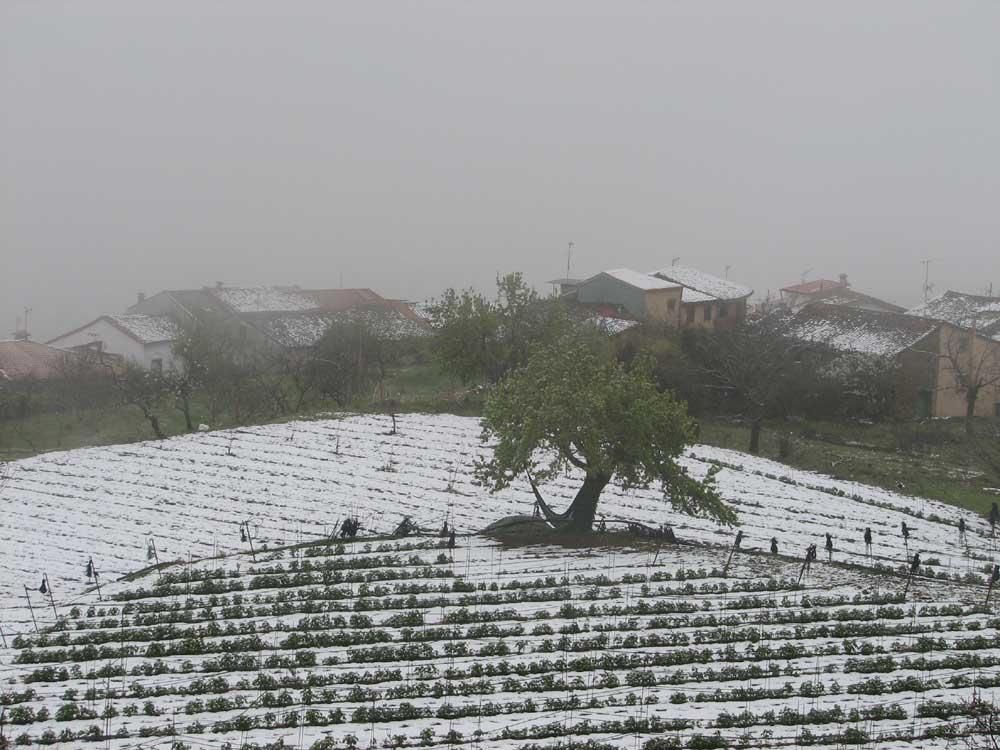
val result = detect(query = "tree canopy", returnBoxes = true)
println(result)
[476,330,735,531]
[428,272,568,385]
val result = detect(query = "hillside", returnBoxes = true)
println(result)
[0,414,992,635]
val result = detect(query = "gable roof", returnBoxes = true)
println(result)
[0,340,74,380]
[783,303,939,357]
[781,279,848,295]
[597,268,680,291]
[48,315,179,347]
[650,265,753,301]
[907,291,1000,340]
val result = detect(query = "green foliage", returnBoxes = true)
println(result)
[476,329,735,525]
[428,272,567,385]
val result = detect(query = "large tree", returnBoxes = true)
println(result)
[475,331,735,532]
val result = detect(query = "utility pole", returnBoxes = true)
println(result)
[566,241,574,280]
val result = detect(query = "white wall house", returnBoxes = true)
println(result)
[47,315,180,372]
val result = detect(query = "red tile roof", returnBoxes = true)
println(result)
[0,340,74,380]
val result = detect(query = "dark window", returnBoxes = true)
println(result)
[150,358,163,373]
[719,304,728,318]
[704,305,712,322]
[685,306,695,324]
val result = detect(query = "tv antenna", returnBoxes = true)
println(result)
[671,257,680,267]
[565,241,574,280]
[724,264,732,280]
[800,268,813,284]
[921,259,935,302]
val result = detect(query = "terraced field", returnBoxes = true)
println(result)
[1,534,998,749]
[1,413,995,637]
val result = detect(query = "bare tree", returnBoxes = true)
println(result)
[108,361,170,440]
[959,694,1000,750]
[687,318,815,453]
[939,327,1000,434]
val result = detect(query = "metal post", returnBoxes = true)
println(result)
[23,585,38,634]
[44,573,58,621]
[91,558,103,601]
[245,521,256,562]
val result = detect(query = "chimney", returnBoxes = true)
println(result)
[137,292,146,305]
[839,273,849,287]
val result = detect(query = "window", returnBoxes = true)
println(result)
[150,358,163,373]
[719,304,728,318]
[704,305,712,322]
[685,306,695,324]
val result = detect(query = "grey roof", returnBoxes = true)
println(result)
[650,265,753,301]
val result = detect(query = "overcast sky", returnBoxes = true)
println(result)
[2,1,998,340]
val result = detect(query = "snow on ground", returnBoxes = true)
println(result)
[0,413,992,637]
[0,535,993,748]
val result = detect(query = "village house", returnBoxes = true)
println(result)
[46,315,181,372]
[569,265,753,330]
[784,303,1000,419]
[779,275,903,314]
[650,265,753,329]
[47,284,427,370]
[906,290,1000,341]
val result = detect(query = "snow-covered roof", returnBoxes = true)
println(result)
[211,286,318,313]
[650,265,753,301]
[907,291,1000,340]
[105,314,179,344]
[600,268,679,291]
[680,288,716,304]
[258,309,430,348]
[784,304,938,357]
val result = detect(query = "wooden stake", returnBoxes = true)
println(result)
[244,521,257,562]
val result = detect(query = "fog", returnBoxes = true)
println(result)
[3,1,998,340]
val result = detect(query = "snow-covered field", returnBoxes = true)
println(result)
[0,413,993,637]
[2,413,1000,748]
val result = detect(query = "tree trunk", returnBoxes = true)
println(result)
[528,471,611,533]
[563,473,611,531]
[180,396,194,432]
[147,413,166,440]
[966,388,979,435]
[748,418,763,454]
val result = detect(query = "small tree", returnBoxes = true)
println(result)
[311,319,394,407]
[109,362,170,440]
[476,330,734,532]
